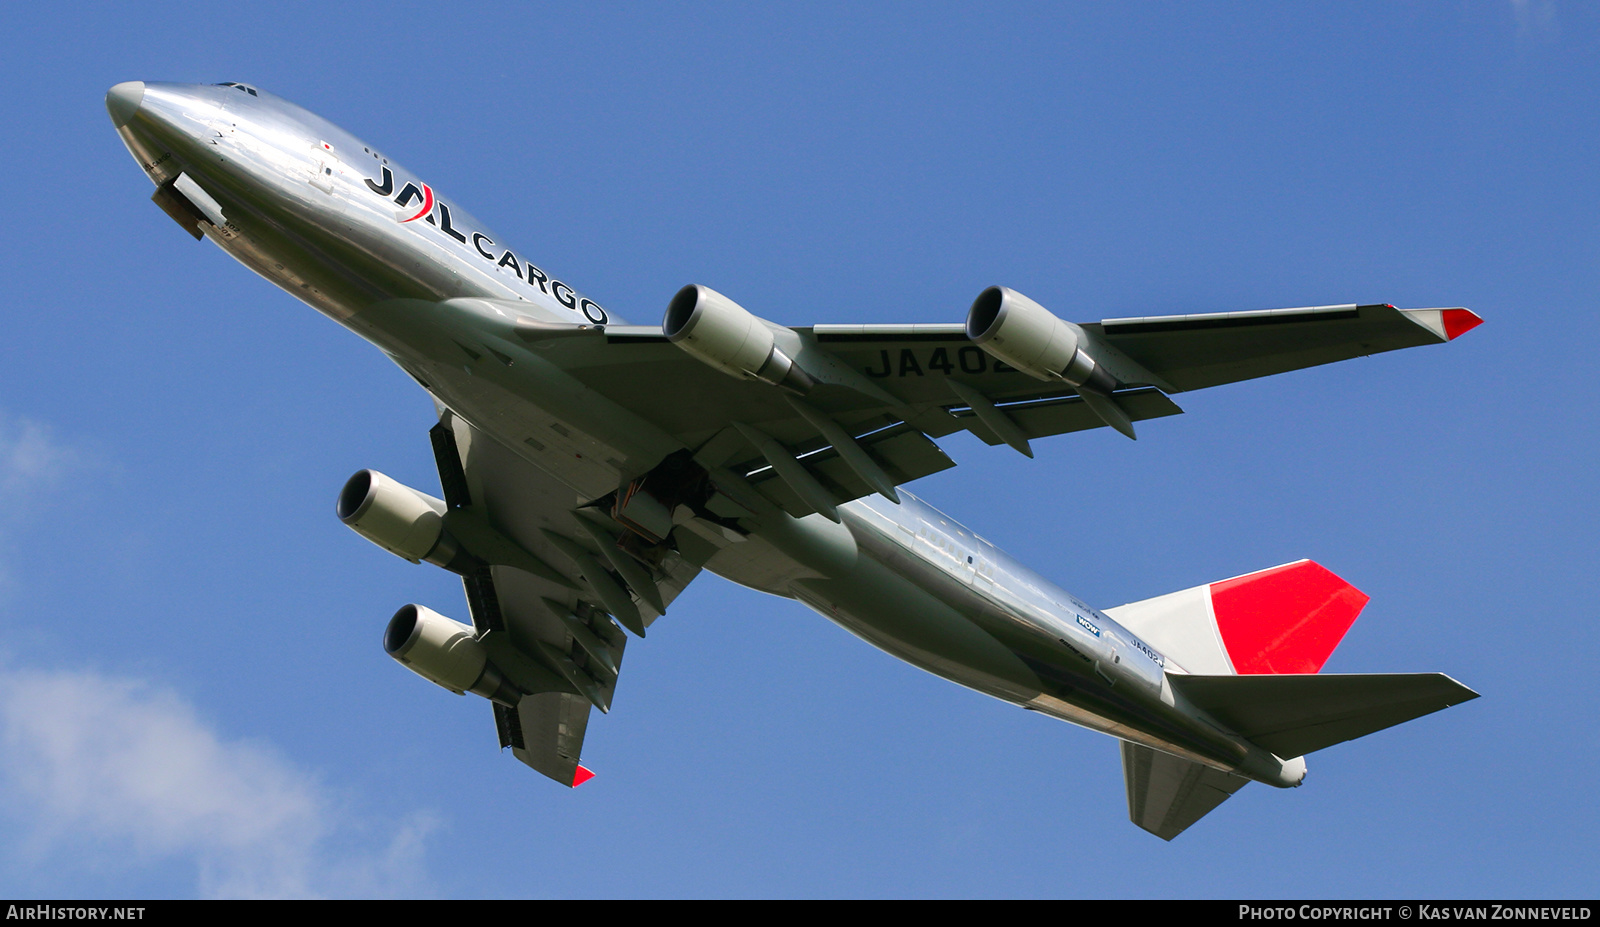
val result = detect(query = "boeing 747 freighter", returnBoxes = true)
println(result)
[107,80,1479,839]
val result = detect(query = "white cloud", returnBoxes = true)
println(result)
[1512,0,1558,43]
[0,665,436,898]
[0,414,75,502]
[0,413,437,898]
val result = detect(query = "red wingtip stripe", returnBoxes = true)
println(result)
[1441,308,1483,340]
[571,765,595,787]
[1210,560,1369,675]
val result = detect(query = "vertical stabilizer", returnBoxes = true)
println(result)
[1104,560,1368,675]
[1121,742,1250,841]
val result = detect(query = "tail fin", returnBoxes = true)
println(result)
[1168,672,1479,760]
[1119,673,1478,839]
[1103,559,1368,675]
[1108,561,1477,839]
[1121,741,1249,841]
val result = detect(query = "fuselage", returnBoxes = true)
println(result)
[109,80,1303,788]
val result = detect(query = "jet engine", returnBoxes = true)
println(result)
[663,284,814,393]
[337,469,472,572]
[965,286,1117,394]
[384,604,521,705]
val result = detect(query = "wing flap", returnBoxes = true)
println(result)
[738,423,955,518]
[951,386,1183,444]
[1121,741,1250,841]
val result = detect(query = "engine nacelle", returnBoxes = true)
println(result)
[663,284,814,393]
[337,469,471,570]
[965,286,1117,393]
[383,604,521,705]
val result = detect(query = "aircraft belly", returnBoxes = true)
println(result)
[1022,691,1231,770]
[705,506,1039,700]
[202,202,379,324]
[124,144,384,325]
[703,533,826,597]
[851,511,1062,656]
[840,498,1254,770]
[698,523,1031,701]
[707,498,1269,781]
[789,571,1043,705]
[738,519,1248,772]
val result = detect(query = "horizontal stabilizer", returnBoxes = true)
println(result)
[1169,672,1479,760]
[1121,741,1250,841]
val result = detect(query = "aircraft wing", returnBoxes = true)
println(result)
[1085,303,1483,393]
[510,317,1180,521]
[428,411,708,786]
[500,298,1477,521]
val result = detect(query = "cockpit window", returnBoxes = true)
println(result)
[213,82,259,97]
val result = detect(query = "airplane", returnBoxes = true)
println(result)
[107,79,1481,840]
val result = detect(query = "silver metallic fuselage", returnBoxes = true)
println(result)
[111,81,1302,788]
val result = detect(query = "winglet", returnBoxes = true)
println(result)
[1441,308,1483,341]
[572,765,595,787]
[1398,306,1483,343]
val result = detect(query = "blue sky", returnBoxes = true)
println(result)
[0,2,1594,898]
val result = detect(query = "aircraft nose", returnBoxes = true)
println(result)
[105,81,145,128]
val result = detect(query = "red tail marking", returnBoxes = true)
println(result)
[1210,561,1369,675]
[1441,309,1483,340]
[571,765,595,787]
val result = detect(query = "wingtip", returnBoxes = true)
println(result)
[1441,308,1483,340]
[572,765,595,787]
[1399,306,1483,342]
